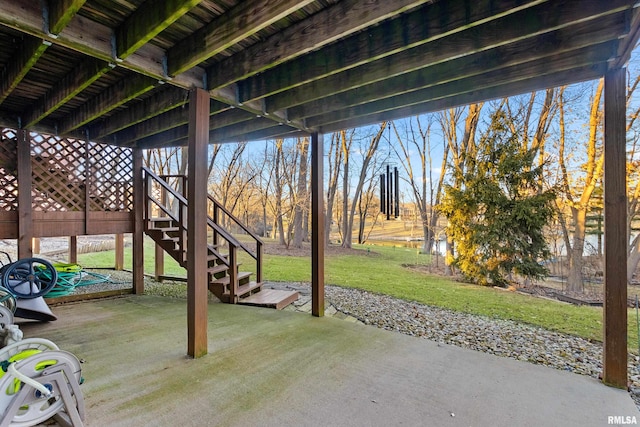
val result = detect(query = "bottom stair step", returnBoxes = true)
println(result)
[238,289,299,310]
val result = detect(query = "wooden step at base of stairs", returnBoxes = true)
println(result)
[235,280,262,297]
[209,280,262,302]
[238,289,299,310]
[210,271,252,287]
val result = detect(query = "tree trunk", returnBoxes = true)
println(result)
[274,141,286,246]
[557,81,603,293]
[325,133,343,247]
[567,208,586,292]
[292,137,309,248]
[422,220,431,253]
[445,237,454,276]
[358,210,366,244]
[627,234,640,282]
[344,123,386,248]
[341,131,351,248]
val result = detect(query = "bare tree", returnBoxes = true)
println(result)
[272,139,287,245]
[622,70,640,281]
[391,115,448,253]
[340,129,354,246]
[341,123,387,248]
[554,81,603,292]
[209,143,260,228]
[325,132,345,246]
[253,142,275,238]
[291,137,309,248]
[356,151,384,244]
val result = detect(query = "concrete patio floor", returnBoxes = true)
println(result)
[17,295,639,427]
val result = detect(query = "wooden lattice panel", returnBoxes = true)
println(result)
[87,143,133,212]
[31,134,86,212]
[0,129,18,211]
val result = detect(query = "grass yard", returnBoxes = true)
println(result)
[76,238,638,352]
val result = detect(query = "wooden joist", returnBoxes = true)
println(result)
[168,0,316,77]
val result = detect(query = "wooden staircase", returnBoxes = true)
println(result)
[142,167,298,309]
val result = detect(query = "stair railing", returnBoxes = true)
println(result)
[143,168,262,302]
[143,167,189,263]
[207,195,264,284]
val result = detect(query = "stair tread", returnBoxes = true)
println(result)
[239,289,299,310]
[150,227,180,233]
[210,271,252,285]
[207,280,261,298]
[235,281,262,295]
[207,264,228,274]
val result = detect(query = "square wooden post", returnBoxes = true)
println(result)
[69,236,78,264]
[603,67,628,388]
[132,149,144,294]
[187,88,210,358]
[311,132,325,317]
[115,234,124,270]
[17,129,32,259]
[154,244,164,281]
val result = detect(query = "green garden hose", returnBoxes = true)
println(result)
[44,263,129,298]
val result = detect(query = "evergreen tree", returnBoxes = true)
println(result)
[440,111,555,286]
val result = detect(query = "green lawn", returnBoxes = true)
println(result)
[77,238,638,351]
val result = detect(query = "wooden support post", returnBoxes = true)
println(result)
[187,88,210,358]
[155,244,164,281]
[16,129,32,260]
[603,68,628,388]
[69,236,78,264]
[311,132,325,317]
[132,149,144,294]
[115,234,124,270]
[84,140,90,236]
[32,238,40,254]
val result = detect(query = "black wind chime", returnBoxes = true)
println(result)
[380,165,399,220]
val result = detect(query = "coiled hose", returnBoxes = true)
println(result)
[43,263,128,298]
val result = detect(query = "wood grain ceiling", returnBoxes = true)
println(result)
[0,0,638,148]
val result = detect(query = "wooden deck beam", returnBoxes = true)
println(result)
[167,0,315,77]
[187,88,210,358]
[0,0,204,90]
[316,63,606,134]
[59,75,157,135]
[207,0,435,90]
[115,0,200,60]
[48,0,86,35]
[0,37,49,106]
[89,87,188,140]
[266,8,624,113]
[293,40,614,124]
[602,67,628,388]
[23,58,111,128]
